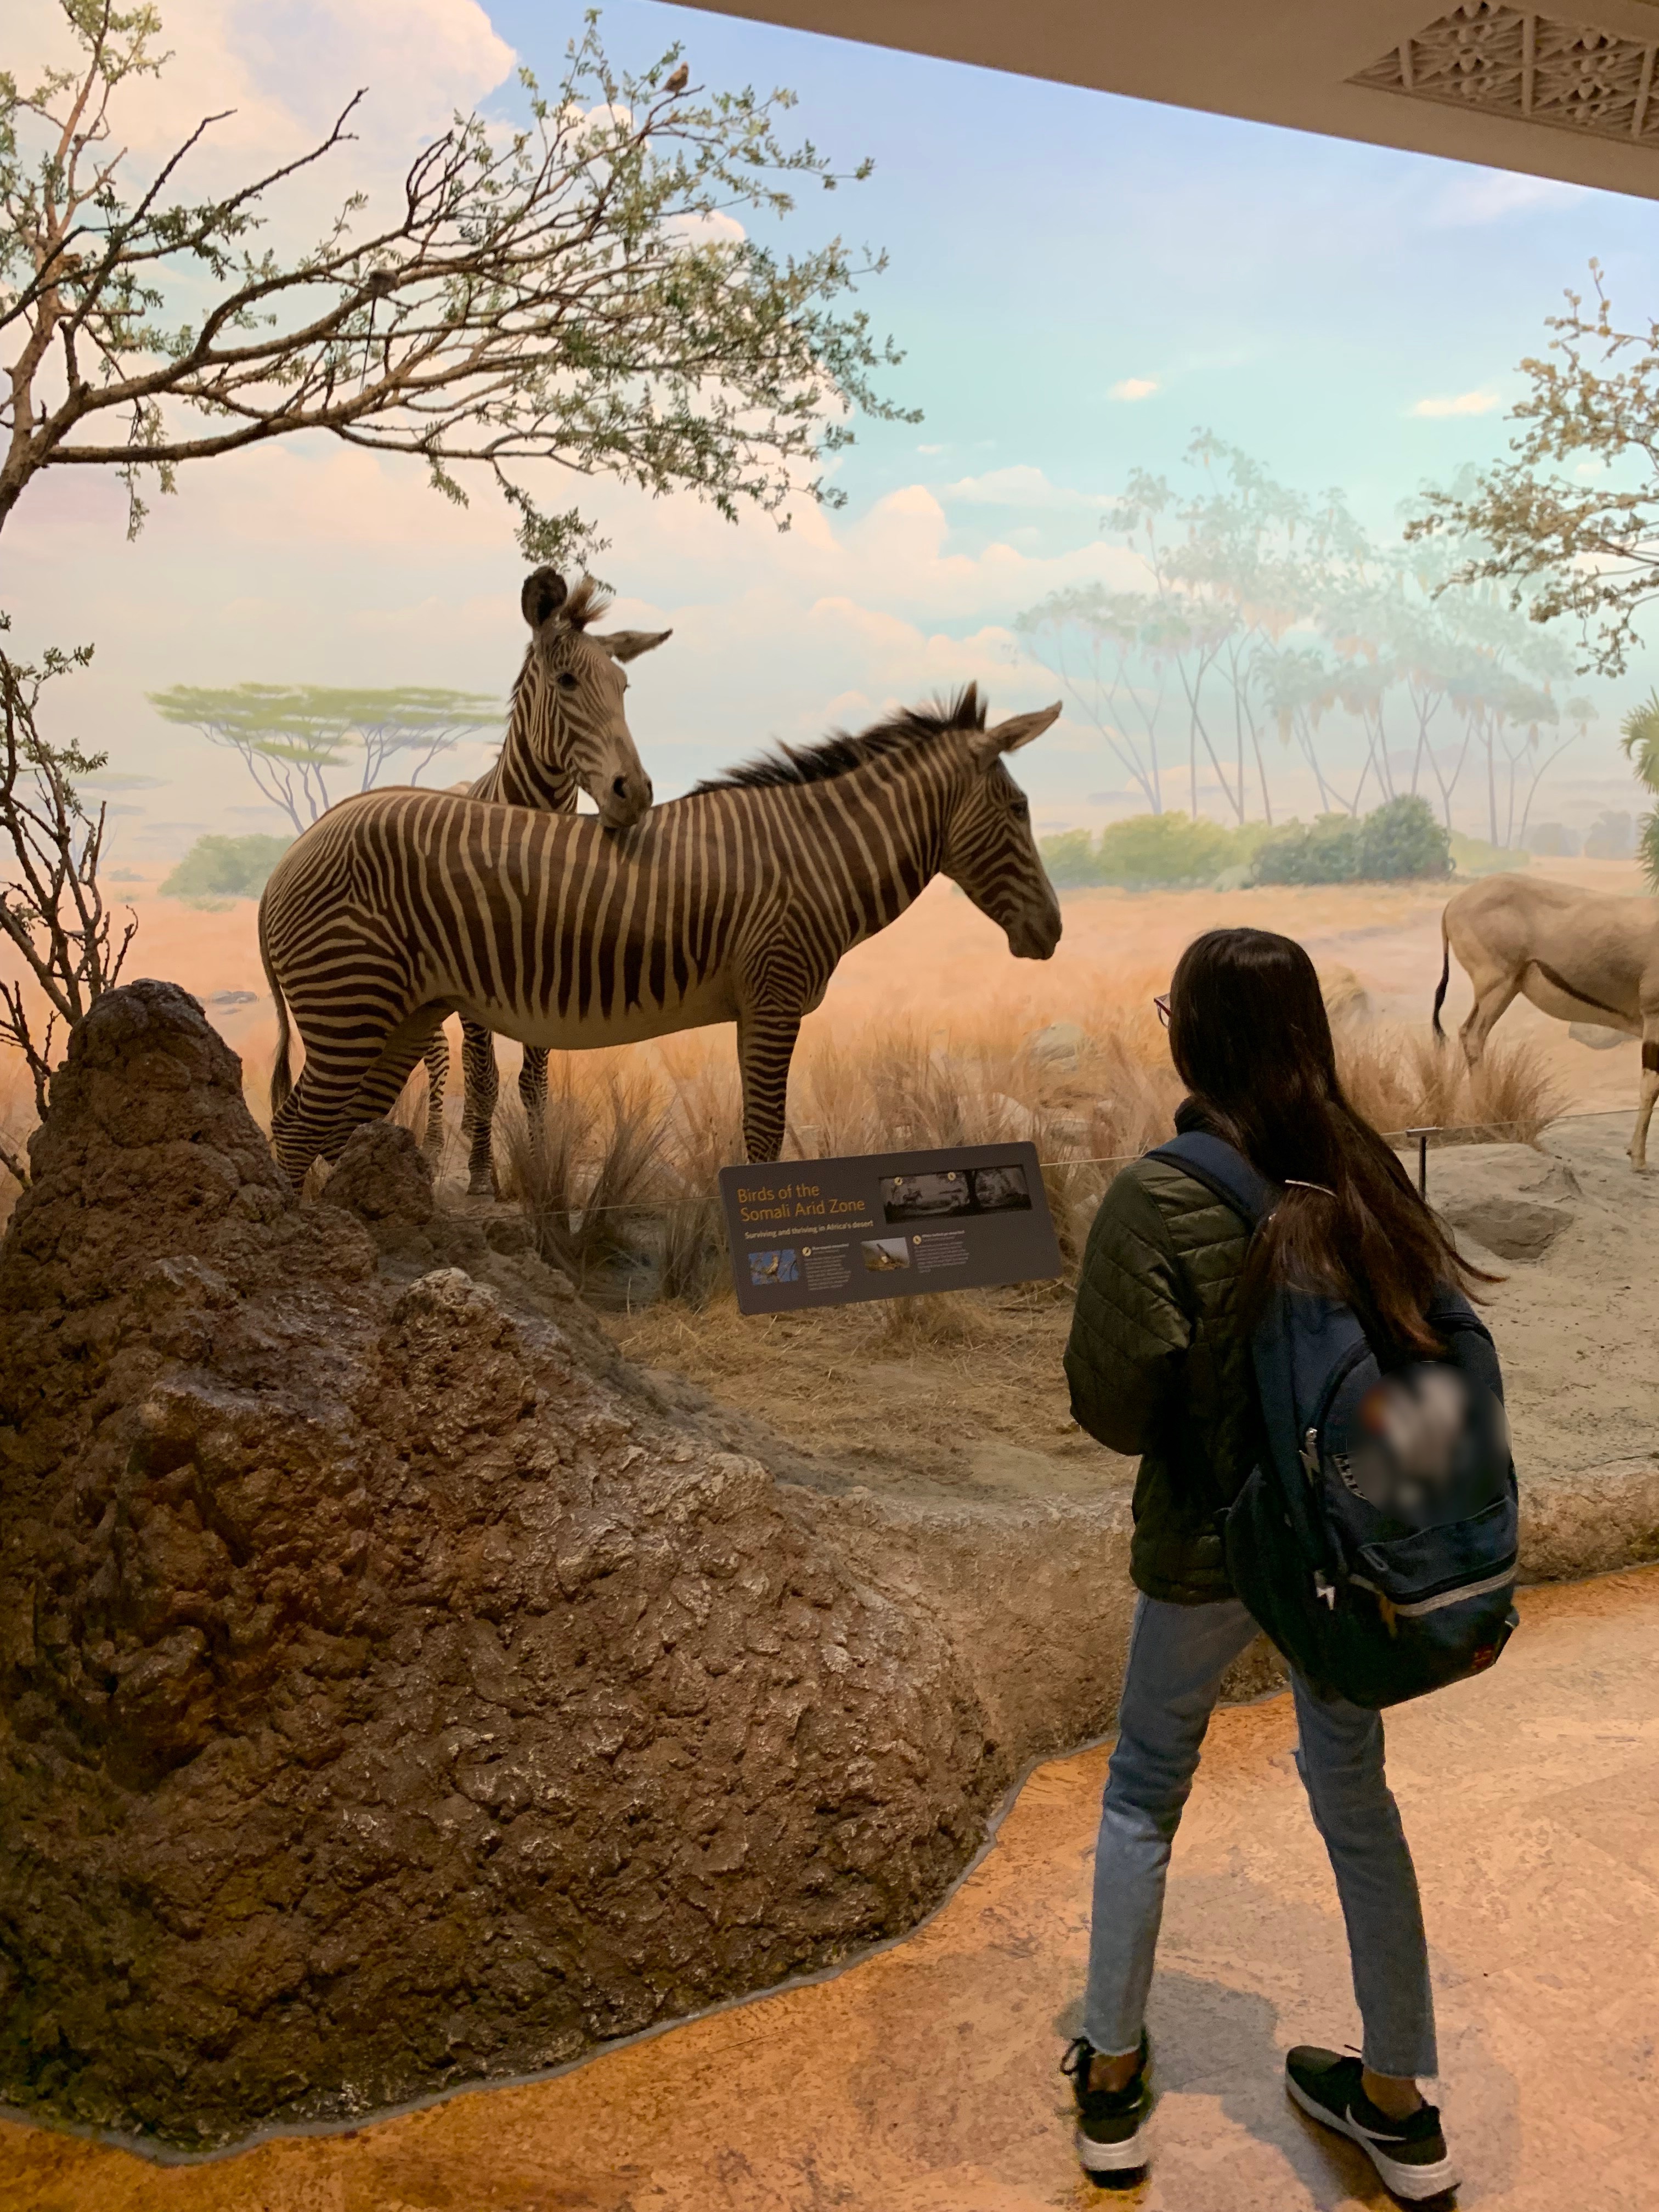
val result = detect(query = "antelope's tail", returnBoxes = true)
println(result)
[1431,909,1452,1040]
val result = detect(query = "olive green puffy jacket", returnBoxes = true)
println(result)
[1064,1143,1264,1605]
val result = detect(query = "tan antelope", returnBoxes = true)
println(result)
[419,568,668,1192]
[1432,873,1659,1167]
[258,686,1063,1186]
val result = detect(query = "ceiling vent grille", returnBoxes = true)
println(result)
[1353,2,1659,143]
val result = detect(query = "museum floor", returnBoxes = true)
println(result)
[5,1565,1656,2212]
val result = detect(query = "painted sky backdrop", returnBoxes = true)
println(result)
[8,0,1659,863]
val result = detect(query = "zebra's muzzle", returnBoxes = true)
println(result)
[1008,906,1063,961]
[598,770,654,830]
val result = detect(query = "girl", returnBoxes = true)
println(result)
[1062,926,1489,2202]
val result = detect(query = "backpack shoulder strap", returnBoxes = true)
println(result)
[1146,1131,1277,1229]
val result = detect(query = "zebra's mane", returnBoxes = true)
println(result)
[693,684,989,794]
[561,574,612,630]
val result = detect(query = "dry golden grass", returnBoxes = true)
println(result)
[433,998,1566,1312]
[0,904,1571,1293]
[1336,1026,1564,1149]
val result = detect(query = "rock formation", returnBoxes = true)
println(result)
[0,983,992,2148]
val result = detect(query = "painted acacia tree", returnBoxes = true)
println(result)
[1017,435,1592,847]
[0,0,907,1174]
[147,686,499,831]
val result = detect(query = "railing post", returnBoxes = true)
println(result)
[1404,1125,1435,1200]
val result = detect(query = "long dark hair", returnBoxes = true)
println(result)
[1166,928,1484,1352]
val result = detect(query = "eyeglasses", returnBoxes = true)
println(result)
[1154,992,1171,1029]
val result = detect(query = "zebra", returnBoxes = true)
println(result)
[417,566,668,1192]
[258,685,1063,1187]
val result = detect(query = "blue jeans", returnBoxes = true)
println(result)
[1084,1594,1437,2078]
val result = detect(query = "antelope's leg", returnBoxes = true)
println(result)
[737,1005,802,1164]
[519,1046,550,1163]
[424,1026,450,1160]
[1458,972,1520,1069]
[1632,1017,1659,1171]
[461,1019,501,1198]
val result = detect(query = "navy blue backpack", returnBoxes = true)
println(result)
[1150,1131,1520,1711]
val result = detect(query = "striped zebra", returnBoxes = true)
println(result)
[419,567,668,1192]
[259,685,1062,1187]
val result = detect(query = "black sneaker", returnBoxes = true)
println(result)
[1062,2032,1153,2184]
[1285,2047,1459,2202]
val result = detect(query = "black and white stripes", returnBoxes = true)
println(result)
[415,564,669,1189]
[260,685,1062,1186]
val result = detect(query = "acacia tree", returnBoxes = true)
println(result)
[1012,586,1173,813]
[1409,267,1659,678]
[1015,436,1590,845]
[1108,466,1247,822]
[1,3,907,550]
[0,1,906,1170]
[1620,690,1659,888]
[147,685,499,831]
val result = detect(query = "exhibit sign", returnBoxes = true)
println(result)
[719,1142,1062,1314]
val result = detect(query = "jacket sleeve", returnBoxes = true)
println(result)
[1064,1167,1194,1456]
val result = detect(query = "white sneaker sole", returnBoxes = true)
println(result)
[1285,2075,1460,2201]
[1075,2118,1150,2175]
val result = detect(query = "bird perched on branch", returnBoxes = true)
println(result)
[664,63,690,95]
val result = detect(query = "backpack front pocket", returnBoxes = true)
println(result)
[1352,1492,1518,1614]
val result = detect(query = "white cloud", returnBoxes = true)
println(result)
[1432,168,1587,228]
[1409,389,1504,419]
[1108,377,1159,403]
[939,464,1102,512]
[12,435,1146,812]
[9,0,515,236]
[665,210,747,246]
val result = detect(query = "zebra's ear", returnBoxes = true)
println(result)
[521,567,569,629]
[973,701,1062,765]
[597,627,673,664]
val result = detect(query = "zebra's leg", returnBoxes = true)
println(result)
[736,1006,802,1163]
[274,1007,450,1188]
[273,1043,387,1189]
[348,1009,452,1139]
[461,1019,501,1197]
[518,1046,550,1167]
[423,1026,450,1163]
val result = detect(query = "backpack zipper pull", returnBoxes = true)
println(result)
[1300,1426,1321,1482]
[1314,1570,1338,1610]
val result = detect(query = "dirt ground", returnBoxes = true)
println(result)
[610,1110,1659,1515]
[12,1566,1657,2211]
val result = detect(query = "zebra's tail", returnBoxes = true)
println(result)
[1431,909,1451,1040]
[260,903,294,1121]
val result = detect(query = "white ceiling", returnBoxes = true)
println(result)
[671,1,1659,201]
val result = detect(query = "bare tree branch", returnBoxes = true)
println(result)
[0,622,134,1152]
